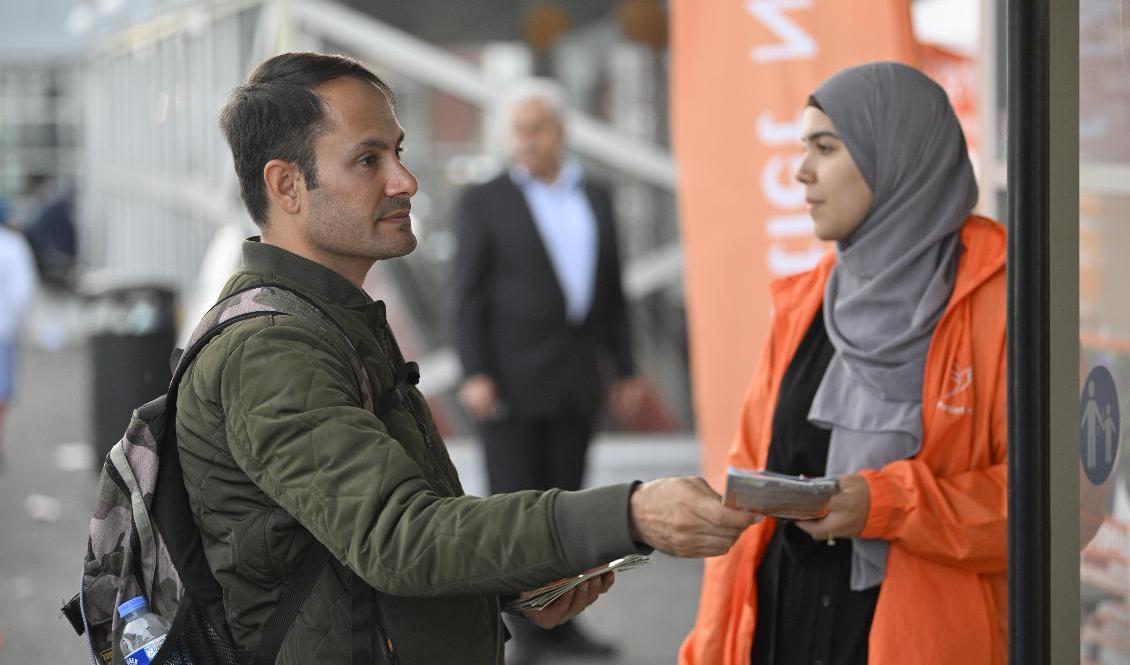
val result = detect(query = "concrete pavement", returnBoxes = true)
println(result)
[0,343,98,664]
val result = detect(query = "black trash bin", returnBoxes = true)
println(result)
[88,284,177,467]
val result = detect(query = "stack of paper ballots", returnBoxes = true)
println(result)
[505,554,652,612]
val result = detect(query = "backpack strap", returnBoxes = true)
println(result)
[252,543,332,665]
[175,284,375,411]
[178,285,415,417]
[351,575,376,664]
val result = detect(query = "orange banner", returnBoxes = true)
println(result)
[670,0,918,487]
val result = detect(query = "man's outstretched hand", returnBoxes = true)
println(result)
[629,477,762,557]
[517,572,615,629]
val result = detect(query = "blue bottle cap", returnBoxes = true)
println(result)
[117,596,148,619]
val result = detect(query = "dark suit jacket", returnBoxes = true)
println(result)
[450,172,635,420]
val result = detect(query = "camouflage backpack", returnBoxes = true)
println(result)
[62,285,413,665]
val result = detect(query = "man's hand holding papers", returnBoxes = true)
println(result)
[629,477,763,557]
[500,476,761,630]
[506,555,654,628]
[511,568,617,629]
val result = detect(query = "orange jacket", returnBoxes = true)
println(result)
[680,217,1008,665]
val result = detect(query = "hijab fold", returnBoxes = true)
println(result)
[805,62,978,590]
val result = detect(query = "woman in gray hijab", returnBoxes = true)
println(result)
[681,62,1009,665]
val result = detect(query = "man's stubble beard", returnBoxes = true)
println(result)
[307,189,417,262]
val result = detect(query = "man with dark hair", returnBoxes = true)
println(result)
[177,52,757,664]
[218,53,391,227]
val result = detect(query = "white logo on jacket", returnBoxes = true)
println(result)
[937,363,974,415]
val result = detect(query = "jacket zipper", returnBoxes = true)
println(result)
[372,327,455,495]
[373,593,398,664]
[401,396,456,495]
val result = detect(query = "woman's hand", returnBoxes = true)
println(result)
[518,572,615,629]
[795,474,871,542]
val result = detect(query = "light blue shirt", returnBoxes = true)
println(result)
[510,161,598,324]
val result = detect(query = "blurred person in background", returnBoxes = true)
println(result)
[680,62,1008,665]
[176,52,759,665]
[450,77,647,664]
[0,198,38,467]
[6,173,52,230]
[20,174,78,288]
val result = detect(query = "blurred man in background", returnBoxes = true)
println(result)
[0,199,38,467]
[451,78,647,663]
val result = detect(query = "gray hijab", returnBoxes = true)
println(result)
[806,62,977,590]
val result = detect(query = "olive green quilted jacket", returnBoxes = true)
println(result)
[175,239,639,664]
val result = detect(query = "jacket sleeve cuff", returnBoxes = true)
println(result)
[552,482,650,571]
[858,468,902,540]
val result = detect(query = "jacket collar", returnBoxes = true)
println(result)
[240,237,374,309]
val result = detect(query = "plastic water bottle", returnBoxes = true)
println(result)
[118,596,171,665]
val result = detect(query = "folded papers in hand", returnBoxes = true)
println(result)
[722,467,839,520]
[504,554,651,612]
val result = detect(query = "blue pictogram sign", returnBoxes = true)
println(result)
[1079,365,1120,486]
